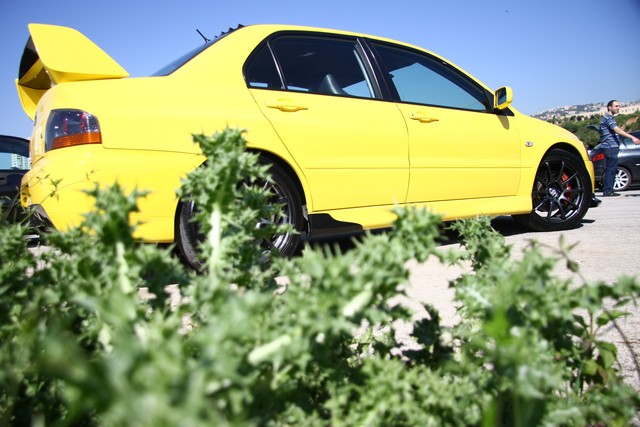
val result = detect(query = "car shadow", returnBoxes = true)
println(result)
[299,216,537,257]
[299,213,599,258]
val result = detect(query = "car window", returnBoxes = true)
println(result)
[245,35,374,99]
[152,29,235,76]
[244,44,284,90]
[0,138,29,171]
[372,42,490,111]
[152,43,213,76]
[621,134,640,149]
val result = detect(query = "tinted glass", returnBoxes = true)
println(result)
[621,133,640,149]
[0,153,29,171]
[373,42,489,111]
[0,138,29,171]
[0,137,29,203]
[245,44,283,89]
[152,28,235,77]
[266,35,374,98]
[152,42,213,76]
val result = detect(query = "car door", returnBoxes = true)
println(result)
[370,41,522,203]
[245,34,409,212]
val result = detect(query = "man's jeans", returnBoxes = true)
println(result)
[603,146,620,195]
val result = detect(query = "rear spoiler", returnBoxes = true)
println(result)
[15,23,129,119]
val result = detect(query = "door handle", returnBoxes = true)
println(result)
[409,112,439,123]
[265,99,309,112]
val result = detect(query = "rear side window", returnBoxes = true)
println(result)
[153,28,239,76]
[245,35,374,99]
[372,42,490,111]
[152,42,213,76]
[244,45,283,90]
[0,138,29,171]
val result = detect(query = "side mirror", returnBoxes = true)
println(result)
[494,86,513,110]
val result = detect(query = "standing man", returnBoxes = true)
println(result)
[598,100,640,196]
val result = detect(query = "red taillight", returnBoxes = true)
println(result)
[592,153,605,162]
[45,109,102,151]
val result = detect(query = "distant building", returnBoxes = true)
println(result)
[616,104,640,115]
[10,153,30,170]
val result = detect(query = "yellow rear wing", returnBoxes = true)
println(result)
[16,23,129,119]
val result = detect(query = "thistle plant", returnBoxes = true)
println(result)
[0,128,638,426]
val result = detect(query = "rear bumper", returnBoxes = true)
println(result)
[30,204,54,228]
[21,145,202,242]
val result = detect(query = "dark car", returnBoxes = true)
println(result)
[590,131,640,191]
[0,135,30,223]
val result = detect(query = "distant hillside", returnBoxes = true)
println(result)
[532,100,640,121]
[548,106,640,148]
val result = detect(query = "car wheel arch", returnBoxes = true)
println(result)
[173,150,308,270]
[172,149,310,239]
[249,149,308,209]
[514,147,592,231]
[545,142,594,184]
[546,142,586,161]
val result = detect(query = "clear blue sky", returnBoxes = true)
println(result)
[1,0,639,141]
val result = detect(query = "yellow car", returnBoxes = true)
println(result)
[17,23,596,268]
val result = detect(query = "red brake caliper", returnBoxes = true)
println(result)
[561,173,571,206]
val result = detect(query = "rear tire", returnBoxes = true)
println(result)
[176,161,304,270]
[176,198,202,270]
[513,149,591,232]
[613,166,631,191]
[253,161,304,261]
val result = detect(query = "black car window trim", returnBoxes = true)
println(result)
[358,38,397,102]
[353,38,385,100]
[369,40,496,114]
[243,31,384,101]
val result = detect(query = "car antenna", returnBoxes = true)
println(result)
[196,29,211,44]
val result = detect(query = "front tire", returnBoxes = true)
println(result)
[513,149,591,232]
[176,161,304,270]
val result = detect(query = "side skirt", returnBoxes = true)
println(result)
[307,213,363,238]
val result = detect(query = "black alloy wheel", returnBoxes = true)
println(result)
[176,161,304,270]
[252,161,304,262]
[513,149,591,232]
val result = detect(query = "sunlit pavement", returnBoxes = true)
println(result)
[406,188,640,395]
